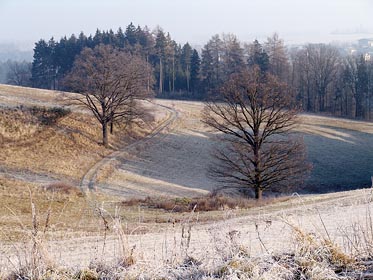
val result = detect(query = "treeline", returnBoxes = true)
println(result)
[291,44,373,119]
[9,23,373,120]
[199,33,373,120]
[30,23,202,98]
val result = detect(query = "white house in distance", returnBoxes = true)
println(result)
[357,38,373,61]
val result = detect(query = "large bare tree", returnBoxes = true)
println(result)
[204,67,310,199]
[64,44,153,147]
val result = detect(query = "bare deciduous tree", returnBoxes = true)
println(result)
[6,60,32,86]
[264,33,290,82]
[204,67,310,199]
[291,44,340,113]
[64,44,153,147]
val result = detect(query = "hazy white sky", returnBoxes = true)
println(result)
[0,0,372,48]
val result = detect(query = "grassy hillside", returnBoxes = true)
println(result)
[1,85,373,278]
[0,84,162,181]
[0,84,165,241]
[298,114,373,193]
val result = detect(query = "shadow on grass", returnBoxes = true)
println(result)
[302,125,373,193]
[98,124,373,197]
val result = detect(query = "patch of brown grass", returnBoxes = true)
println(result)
[0,86,162,182]
[0,176,198,240]
[0,106,127,180]
[1,113,160,182]
[0,106,40,142]
[0,177,107,241]
[43,182,83,196]
[122,194,291,213]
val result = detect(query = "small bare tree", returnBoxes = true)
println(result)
[6,60,32,86]
[64,44,153,147]
[204,67,310,199]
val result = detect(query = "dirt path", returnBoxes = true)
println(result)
[96,100,217,198]
[0,167,60,185]
[79,101,179,192]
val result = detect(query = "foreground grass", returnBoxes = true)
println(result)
[0,175,295,242]
[2,181,372,279]
[0,178,306,279]
[2,194,373,279]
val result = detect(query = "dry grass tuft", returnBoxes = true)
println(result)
[74,268,99,280]
[43,182,83,196]
[213,224,359,280]
[290,225,357,276]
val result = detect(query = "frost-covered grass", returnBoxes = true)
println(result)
[298,114,373,193]
[3,191,373,280]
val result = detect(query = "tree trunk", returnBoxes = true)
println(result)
[146,55,150,92]
[102,121,108,147]
[253,137,262,200]
[159,58,163,94]
[318,90,325,112]
[172,56,175,92]
[255,187,263,200]
[356,94,364,118]
[186,65,190,92]
[110,121,114,134]
[307,86,311,111]
[368,96,372,121]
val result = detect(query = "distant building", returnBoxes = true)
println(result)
[349,48,357,55]
[358,38,373,48]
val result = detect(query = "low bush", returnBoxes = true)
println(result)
[29,106,71,125]
[121,194,290,212]
[44,182,83,196]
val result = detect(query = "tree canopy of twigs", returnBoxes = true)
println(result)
[64,44,153,147]
[203,67,311,199]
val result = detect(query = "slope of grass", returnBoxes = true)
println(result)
[1,106,110,181]
[0,85,166,240]
[298,115,373,193]
[0,85,158,182]
[1,86,373,279]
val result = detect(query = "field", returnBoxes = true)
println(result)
[1,84,373,278]
[300,115,373,192]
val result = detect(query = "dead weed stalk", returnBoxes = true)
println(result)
[5,190,55,280]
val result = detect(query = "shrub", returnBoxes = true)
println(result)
[28,106,71,125]
[121,194,290,212]
[44,182,83,196]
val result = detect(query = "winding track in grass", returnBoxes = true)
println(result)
[79,101,179,192]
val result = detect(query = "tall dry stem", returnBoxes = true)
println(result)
[113,207,135,267]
